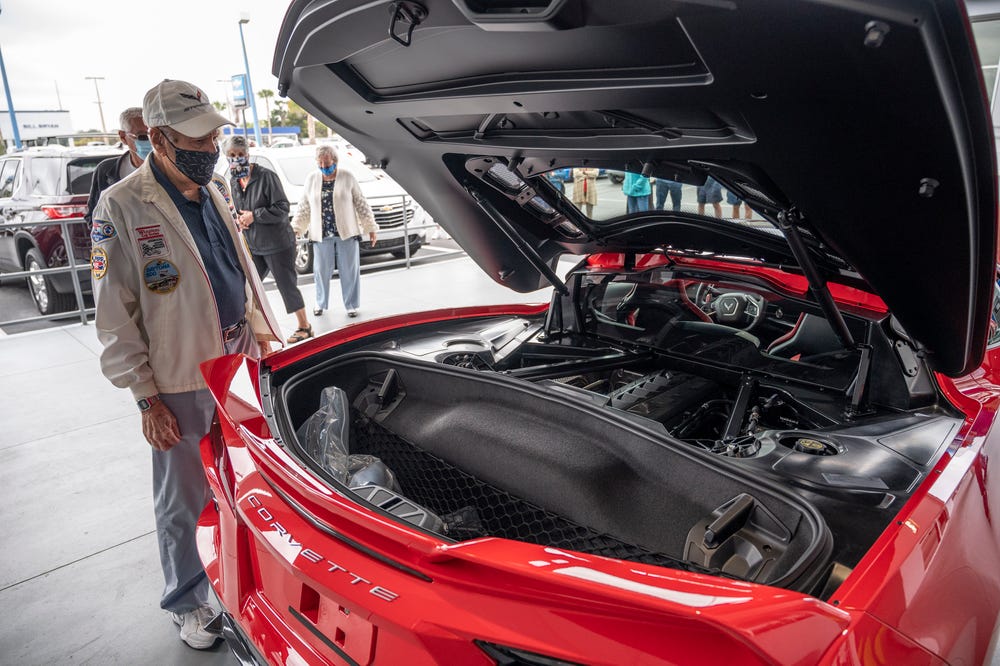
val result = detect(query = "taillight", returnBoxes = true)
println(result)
[41,204,89,220]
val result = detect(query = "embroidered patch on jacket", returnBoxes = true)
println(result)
[135,224,170,259]
[143,259,180,294]
[91,246,108,279]
[91,220,116,244]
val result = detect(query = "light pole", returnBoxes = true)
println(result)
[0,3,21,150]
[237,14,263,147]
[85,76,107,133]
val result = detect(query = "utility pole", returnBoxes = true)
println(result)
[85,76,107,133]
[54,80,62,110]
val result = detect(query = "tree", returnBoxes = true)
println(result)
[212,101,226,112]
[271,99,287,127]
[281,100,332,142]
[258,89,274,142]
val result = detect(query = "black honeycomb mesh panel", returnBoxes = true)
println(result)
[351,415,698,572]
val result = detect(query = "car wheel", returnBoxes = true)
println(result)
[295,241,313,275]
[25,248,73,315]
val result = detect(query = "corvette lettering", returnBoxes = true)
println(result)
[246,494,399,602]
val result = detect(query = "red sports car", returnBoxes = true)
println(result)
[197,0,1000,663]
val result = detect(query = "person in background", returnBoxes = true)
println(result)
[726,189,753,220]
[91,80,282,651]
[697,177,723,218]
[546,169,566,195]
[85,107,150,225]
[622,171,652,214]
[571,167,599,217]
[655,178,683,212]
[225,135,313,343]
[292,144,377,318]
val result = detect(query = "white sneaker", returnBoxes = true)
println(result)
[170,605,221,650]
[347,308,359,318]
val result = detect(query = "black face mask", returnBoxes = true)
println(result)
[163,134,219,186]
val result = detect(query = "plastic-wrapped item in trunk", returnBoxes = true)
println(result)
[295,386,401,491]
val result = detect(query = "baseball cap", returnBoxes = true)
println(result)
[142,79,233,138]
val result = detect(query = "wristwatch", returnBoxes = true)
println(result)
[137,394,161,412]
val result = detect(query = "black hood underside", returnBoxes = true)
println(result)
[275,0,997,376]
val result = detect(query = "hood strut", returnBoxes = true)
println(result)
[776,209,855,350]
[469,188,570,296]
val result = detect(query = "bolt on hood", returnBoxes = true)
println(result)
[274,0,997,376]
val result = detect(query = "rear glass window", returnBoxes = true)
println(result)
[26,156,108,196]
[578,269,864,390]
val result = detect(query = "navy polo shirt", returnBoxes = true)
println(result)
[150,157,246,329]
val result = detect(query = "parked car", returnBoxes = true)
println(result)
[200,1,1000,665]
[0,145,122,315]
[215,145,431,270]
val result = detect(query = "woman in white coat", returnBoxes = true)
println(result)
[292,145,377,317]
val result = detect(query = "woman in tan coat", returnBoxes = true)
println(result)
[572,168,599,217]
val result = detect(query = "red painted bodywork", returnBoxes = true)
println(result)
[197,257,1000,665]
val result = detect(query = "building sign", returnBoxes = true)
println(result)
[231,74,248,110]
[0,110,73,142]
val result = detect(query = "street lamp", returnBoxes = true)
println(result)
[85,76,107,133]
[0,2,21,150]
[237,14,264,147]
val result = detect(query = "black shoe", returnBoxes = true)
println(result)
[313,308,323,316]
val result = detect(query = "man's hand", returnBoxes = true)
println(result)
[368,231,377,247]
[141,400,182,451]
[237,210,254,229]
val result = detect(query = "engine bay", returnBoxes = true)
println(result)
[272,264,962,595]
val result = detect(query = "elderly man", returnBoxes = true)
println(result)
[90,80,282,649]
[85,107,150,224]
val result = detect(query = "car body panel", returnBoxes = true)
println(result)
[198,289,1000,664]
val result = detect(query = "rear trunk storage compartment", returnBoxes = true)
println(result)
[273,352,833,592]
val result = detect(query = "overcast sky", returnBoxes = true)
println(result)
[0,0,291,132]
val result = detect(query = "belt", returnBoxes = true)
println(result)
[221,318,247,342]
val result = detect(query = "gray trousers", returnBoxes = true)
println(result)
[152,327,258,613]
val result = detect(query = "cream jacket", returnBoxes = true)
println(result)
[291,168,377,241]
[91,157,282,400]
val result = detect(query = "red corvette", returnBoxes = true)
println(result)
[197,0,1000,663]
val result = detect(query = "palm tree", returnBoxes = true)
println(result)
[258,89,274,144]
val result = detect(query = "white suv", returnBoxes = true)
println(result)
[217,145,430,272]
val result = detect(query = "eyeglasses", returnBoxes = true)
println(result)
[127,132,150,142]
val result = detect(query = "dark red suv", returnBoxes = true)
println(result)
[0,146,121,315]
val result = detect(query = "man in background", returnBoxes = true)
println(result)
[85,107,150,225]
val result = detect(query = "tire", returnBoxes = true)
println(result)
[25,247,73,315]
[295,240,313,275]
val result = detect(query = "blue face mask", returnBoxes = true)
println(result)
[134,139,152,160]
[319,163,337,176]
